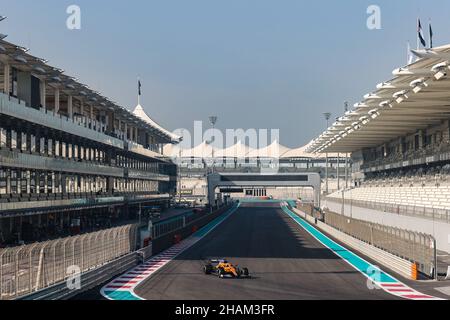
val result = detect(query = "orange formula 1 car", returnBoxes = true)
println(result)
[203,259,250,278]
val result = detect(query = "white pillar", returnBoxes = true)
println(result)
[68,95,73,119]
[325,153,329,194]
[54,88,60,114]
[345,153,349,189]
[337,153,340,191]
[90,105,94,121]
[3,64,10,94]
[40,79,46,109]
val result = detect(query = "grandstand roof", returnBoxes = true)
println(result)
[133,104,180,143]
[0,38,179,144]
[307,44,450,153]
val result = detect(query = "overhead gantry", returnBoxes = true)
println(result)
[207,172,321,206]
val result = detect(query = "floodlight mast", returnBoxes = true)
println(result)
[323,112,332,195]
[209,116,218,173]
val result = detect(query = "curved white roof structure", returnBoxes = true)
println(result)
[281,145,312,158]
[180,141,215,158]
[281,143,340,158]
[133,104,181,143]
[164,141,339,159]
[214,141,256,158]
[307,44,450,154]
[247,140,291,158]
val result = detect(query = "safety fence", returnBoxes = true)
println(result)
[326,197,450,223]
[0,224,137,300]
[322,209,436,278]
[151,204,234,255]
[151,207,216,239]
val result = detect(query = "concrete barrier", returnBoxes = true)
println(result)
[290,207,417,280]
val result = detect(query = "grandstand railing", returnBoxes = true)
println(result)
[0,93,124,149]
[362,144,450,173]
[322,210,436,278]
[0,224,138,300]
[326,197,450,223]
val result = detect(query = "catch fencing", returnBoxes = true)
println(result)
[322,209,436,278]
[151,209,208,239]
[0,224,137,300]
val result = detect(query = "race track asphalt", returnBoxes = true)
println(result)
[133,202,398,300]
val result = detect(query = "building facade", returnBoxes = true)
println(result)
[0,39,179,245]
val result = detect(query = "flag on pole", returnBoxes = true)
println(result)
[418,19,426,48]
[138,79,142,96]
[429,21,433,48]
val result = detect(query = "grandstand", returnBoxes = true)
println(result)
[307,44,450,223]
[0,38,180,246]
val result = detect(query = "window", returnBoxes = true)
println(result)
[0,169,6,194]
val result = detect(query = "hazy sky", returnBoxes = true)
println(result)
[2,0,449,147]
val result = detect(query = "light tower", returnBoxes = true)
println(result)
[344,101,349,189]
[209,116,218,173]
[323,112,331,195]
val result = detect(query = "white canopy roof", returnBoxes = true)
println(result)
[214,141,256,158]
[247,140,291,158]
[133,104,181,143]
[281,143,340,158]
[180,141,215,158]
[307,44,450,153]
[164,141,341,159]
[281,145,312,158]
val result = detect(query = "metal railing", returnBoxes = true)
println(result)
[0,224,137,300]
[0,93,124,149]
[326,197,450,223]
[362,146,450,173]
[322,209,436,277]
[151,208,210,239]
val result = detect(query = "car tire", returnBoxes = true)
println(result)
[218,268,224,278]
[203,264,212,274]
[242,268,249,276]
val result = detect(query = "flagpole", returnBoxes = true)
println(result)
[417,18,419,50]
[138,77,141,105]
[429,18,432,49]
